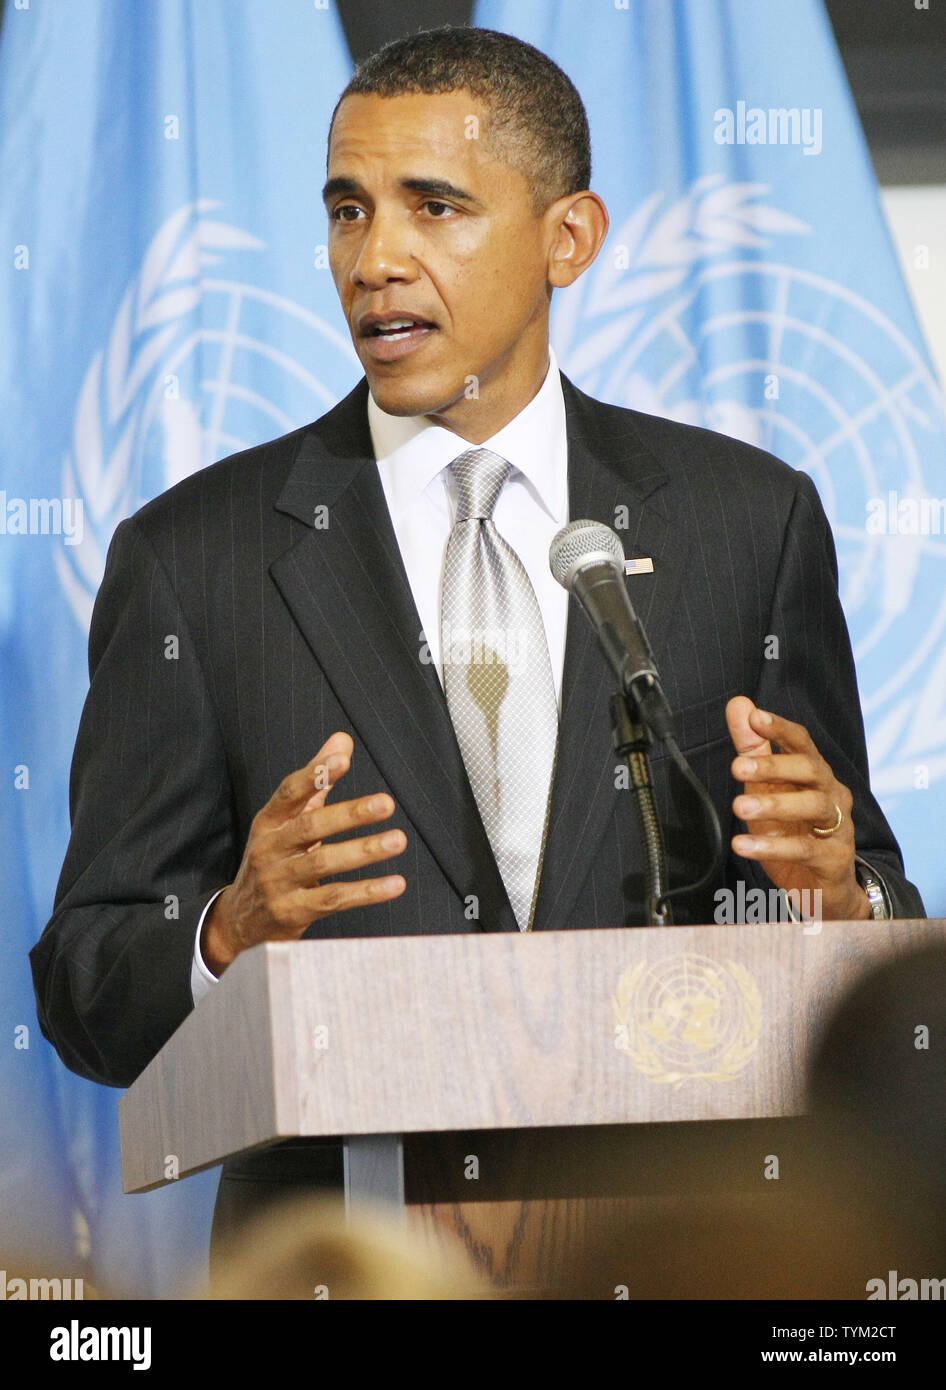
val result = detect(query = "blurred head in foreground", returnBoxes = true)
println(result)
[808,938,946,1222]
[195,1196,485,1301]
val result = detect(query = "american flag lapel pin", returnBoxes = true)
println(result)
[624,557,654,575]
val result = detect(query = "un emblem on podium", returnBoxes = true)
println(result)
[613,954,761,1087]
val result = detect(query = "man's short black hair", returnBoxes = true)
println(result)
[329,25,591,213]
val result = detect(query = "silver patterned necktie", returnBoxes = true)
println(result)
[441,448,559,930]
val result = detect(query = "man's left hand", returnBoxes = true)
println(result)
[726,696,869,921]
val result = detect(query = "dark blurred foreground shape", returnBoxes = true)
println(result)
[188,1119,944,1300]
[565,940,946,1299]
[560,1128,941,1300]
[808,938,946,1249]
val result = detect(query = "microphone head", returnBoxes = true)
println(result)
[549,519,625,591]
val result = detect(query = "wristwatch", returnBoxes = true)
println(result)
[854,857,892,920]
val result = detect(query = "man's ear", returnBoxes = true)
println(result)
[546,191,609,290]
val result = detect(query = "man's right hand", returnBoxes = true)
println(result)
[200,731,406,976]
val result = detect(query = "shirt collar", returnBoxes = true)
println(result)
[368,347,566,522]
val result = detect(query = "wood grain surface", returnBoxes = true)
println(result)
[120,918,944,1195]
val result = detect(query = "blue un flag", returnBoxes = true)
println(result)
[0,0,355,1297]
[478,0,946,911]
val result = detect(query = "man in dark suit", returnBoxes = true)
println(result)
[31,27,924,1245]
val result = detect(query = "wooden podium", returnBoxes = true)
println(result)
[119,918,943,1291]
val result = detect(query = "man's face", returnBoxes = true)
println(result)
[324,90,557,439]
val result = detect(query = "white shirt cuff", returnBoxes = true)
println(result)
[191,887,228,1004]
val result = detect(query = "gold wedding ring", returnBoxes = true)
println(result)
[811,803,843,838]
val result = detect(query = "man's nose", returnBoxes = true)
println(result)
[350,211,416,288]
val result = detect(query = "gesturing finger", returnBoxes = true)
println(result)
[281,824,408,888]
[734,789,844,825]
[301,872,408,922]
[743,708,831,770]
[731,832,846,863]
[732,751,824,787]
[255,733,354,830]
[725,696,773,760]
[278,793,398,855]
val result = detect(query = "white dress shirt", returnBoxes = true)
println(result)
[191,350,570,1001]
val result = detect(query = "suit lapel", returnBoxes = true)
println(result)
[269,374,687,937]
[531,377,685,932]
[269,381,517,932]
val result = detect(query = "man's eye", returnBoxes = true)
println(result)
[424,201,453,217]
[332,204,364,222]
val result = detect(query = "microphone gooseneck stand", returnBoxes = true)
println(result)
[547,518,726,930]
[611,691,671,926]
[611,676,726,928]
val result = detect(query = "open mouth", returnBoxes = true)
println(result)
[364,316,435,340]
[359,313,438,361]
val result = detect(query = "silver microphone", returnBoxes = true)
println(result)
[550,519,673,738]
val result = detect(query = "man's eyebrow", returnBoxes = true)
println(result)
[322,176,359,205]
[321,175,485,208]
[400,176,484,207]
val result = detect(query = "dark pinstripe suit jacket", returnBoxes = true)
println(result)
[31,372,924,1098]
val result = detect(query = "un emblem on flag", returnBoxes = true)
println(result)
[555,175,946,801]
[56,200,359,632]
[613,954,761,1087]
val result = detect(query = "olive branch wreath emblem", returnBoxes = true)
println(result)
[55,199,264,631]
[613,956,762,1088]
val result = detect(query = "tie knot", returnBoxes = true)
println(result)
[450,448,510,522]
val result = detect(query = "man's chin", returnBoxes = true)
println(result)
[365,370,464,422]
